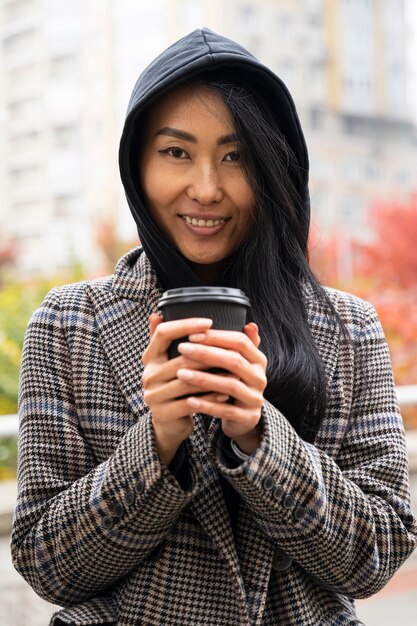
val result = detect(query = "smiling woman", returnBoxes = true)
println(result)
[11,28,417,626]
[139,84,255,282]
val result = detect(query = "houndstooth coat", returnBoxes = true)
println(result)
[11,247,417,625]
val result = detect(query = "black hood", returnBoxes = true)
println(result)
[119,28,310,289]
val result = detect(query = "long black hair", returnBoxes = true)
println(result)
[200,74,341,443]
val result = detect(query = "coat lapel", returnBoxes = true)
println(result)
[306,288,353,456]
[86,248,163,419]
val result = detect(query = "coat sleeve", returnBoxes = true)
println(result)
[211,300,417,598]
[11,288,201,606]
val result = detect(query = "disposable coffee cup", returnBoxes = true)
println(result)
[157,286,251,374]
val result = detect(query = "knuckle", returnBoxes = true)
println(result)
[256,396,264,410]
[143,388,152,404]
[224,407,235,419]
[153,325,165,340]
[231,354,244,370]
[142,348,150,365]
[142,370,150,388]
[258,374,268,390]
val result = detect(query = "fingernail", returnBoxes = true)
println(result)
[217,394,229,402]
[188,333,206,342]
[195,318,213,327]
[177,342,194,354]
[186,397,201,408]
[177,369,194,380]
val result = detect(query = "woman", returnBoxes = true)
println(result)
[12,29,417,626]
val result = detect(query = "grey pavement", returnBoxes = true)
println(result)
[1,443,416,626]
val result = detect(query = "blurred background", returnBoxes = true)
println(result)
[0,0,416,624]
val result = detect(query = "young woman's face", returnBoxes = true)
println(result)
[139,84,255,281]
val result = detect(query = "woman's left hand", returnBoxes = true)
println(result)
[176,322,268,455]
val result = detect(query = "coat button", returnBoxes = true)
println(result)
[124,490,135,506]
[113,502,124,518]
[263,476,275,491]
[294,505,306,521]
[100,515,114,530]
[273,484,284,501]
[272,547,293,572]
[135,479,145,495]
[283,494,295,509]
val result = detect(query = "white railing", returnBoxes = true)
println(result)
[1,386,417,439]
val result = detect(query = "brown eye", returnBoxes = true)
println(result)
[224,151,241,162]
[166,147,188,159]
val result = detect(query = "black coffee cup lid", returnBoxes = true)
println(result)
[158,286,250,308]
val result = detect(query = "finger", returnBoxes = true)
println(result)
[243,323,261,348]
[149,313,163,338]
[143,355,212,388]
[188,329,267,369]
[176,368,264,408]
[185,395,262,432]
[144,376,217,405]
[148,392,228,422]
[143,318,213,363]
[176,342,267,391]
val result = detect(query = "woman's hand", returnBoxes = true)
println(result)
[142,313,228,465]
[175,322,268,455]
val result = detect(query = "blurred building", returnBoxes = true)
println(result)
[0,0,416,275]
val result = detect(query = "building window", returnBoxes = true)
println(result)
[7,97,40,121]
[238,4,259,35]
[4,0,35,23]
[53,194,79,217]
[8,165,40,186]
[52,124,80,148]
[2,28,36,55]
[8,130,39,152]
[7,63,37,87]
[49,54,79,81]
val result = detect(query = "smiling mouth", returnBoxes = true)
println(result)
[179,215,228,228]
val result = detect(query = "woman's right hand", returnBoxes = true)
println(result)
[142,313,216,465]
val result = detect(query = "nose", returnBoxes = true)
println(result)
[187,162,223,205]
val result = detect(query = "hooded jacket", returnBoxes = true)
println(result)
[11,29,417,626]
[118,27,310,290]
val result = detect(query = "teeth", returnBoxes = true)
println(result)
[183,216,225,227]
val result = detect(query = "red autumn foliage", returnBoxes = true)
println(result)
[359,194,417,290]
[309,193,417,429]
[94,218,138,274]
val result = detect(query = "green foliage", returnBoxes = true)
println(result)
[0,268,87,478]
[0,438,17,480]
[0,277,56,414]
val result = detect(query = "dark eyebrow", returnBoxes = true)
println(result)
[155,127,239,145]
[155,127,197,143]
[217,132,239,145]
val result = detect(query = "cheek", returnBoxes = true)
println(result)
[140,165,172,214]
[237,187,256,231]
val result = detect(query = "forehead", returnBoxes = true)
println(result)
[144,83,234,133]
